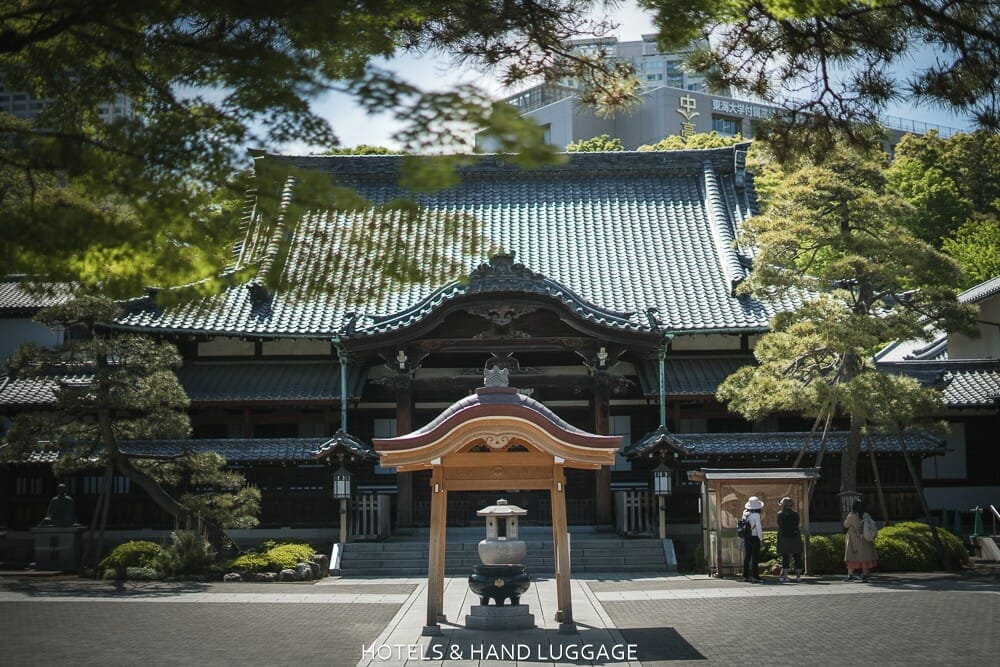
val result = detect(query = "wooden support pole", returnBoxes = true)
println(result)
[593,379,612,524]
[551,466,574,631]
[339,498,349,544]
[396,383,414,528]
[423,468,446,635]
[865,434,890,524]
[896,432,950,570]
[658,496,667,540]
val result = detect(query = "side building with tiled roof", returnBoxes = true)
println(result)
[0,148,965,566]
[876,275,1000,514]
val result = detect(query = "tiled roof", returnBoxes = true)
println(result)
[876,275,1000,363]
[0,363,366,408]
[0,374,94,408]
[878,360,1000,409]
[178,362,367,402]
[958,275,1000,304]
[624,425,691,459]
[116,149,800,339]
[636,356,753,396]
[669,431,944,456]
[942,364,1000,407]
[0,278,73,314]
[312,430,379,462]
[21,437,375,464]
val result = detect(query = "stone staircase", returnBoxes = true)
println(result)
[339,527,668,577]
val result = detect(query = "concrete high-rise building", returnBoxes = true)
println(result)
[0,85,133,123]
[480,35,960,152]
[558,35,710,93]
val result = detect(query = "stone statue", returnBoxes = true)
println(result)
[39,484,78,527]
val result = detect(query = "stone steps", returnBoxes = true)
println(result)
[340,531,667,576]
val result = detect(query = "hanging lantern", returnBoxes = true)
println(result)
[653,463,673,496]
[332,464,352,499]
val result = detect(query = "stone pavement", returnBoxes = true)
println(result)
[0,572,996,666]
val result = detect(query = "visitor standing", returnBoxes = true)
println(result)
[844,499,878,582]
[776,496,803,582]
[741,496,764,583]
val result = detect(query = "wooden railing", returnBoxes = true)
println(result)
[351,494,392,540]
[615,489,656,536]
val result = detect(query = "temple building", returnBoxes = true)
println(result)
[1,146,996,567]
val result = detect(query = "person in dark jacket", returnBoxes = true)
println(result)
[776,496,803,582]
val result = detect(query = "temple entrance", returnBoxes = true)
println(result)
[410,470,598,526]
[374,384,620,635]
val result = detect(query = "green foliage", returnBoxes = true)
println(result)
[637,132,744,151]
[806,533,846,574]
[718,143,976,492]
[125,567,160,581]
[942,216,1000,287]
[99,540,162,577]
[318,145,401,155]
[874,522,968,571]
[886,131,1000,288]
[760,531,778,562]
[154,530,216,577]
[229,553,272,574]
[2,297,260,542]
[1,1,638,297]
[265,543,317,570]
[566,134,624,152]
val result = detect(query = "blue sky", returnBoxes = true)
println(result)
[291,2,973,154]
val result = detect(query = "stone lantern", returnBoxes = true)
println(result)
[466,499,535,630]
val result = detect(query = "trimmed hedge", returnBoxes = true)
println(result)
[874,521,967,571]
[265,543,316,570]
[758,522,966,574]
[100,540,161,578]
[229,552,271,573]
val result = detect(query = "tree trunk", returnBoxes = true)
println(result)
[93,351,231,556]
[840,412,864,493]
[95,406,230,556]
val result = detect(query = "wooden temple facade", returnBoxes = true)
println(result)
[2,147,991,563]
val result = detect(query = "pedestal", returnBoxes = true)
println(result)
[465,604,536,630]
[31,525,85,571]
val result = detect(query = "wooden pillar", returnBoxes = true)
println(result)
[396,381,414,528]
[551,465,574,631]
[423,467,447,636]
[593,378,612,524]
[802,480,811,575]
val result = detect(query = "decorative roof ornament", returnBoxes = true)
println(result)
[484,365,510,387]
[467,252,546,293]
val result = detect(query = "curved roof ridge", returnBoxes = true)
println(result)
[702,160,744,294]
[367,253,643,335]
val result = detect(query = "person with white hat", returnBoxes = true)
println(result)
[741,496,765,583]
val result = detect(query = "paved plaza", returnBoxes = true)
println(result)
[0,571,997,666]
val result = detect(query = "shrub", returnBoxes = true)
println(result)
[806,533,846,574]
[126,566,160,581]
[265,543,316,570]
[154,530,216,576]
[874,522,968,571]
[229,552,271,573]
[99,540,162,578]
[760,531,778,562]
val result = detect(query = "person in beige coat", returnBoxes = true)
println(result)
[844,499,878,582]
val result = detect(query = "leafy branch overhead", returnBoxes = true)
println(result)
[1,1,640,298]
[640,0,999,148]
